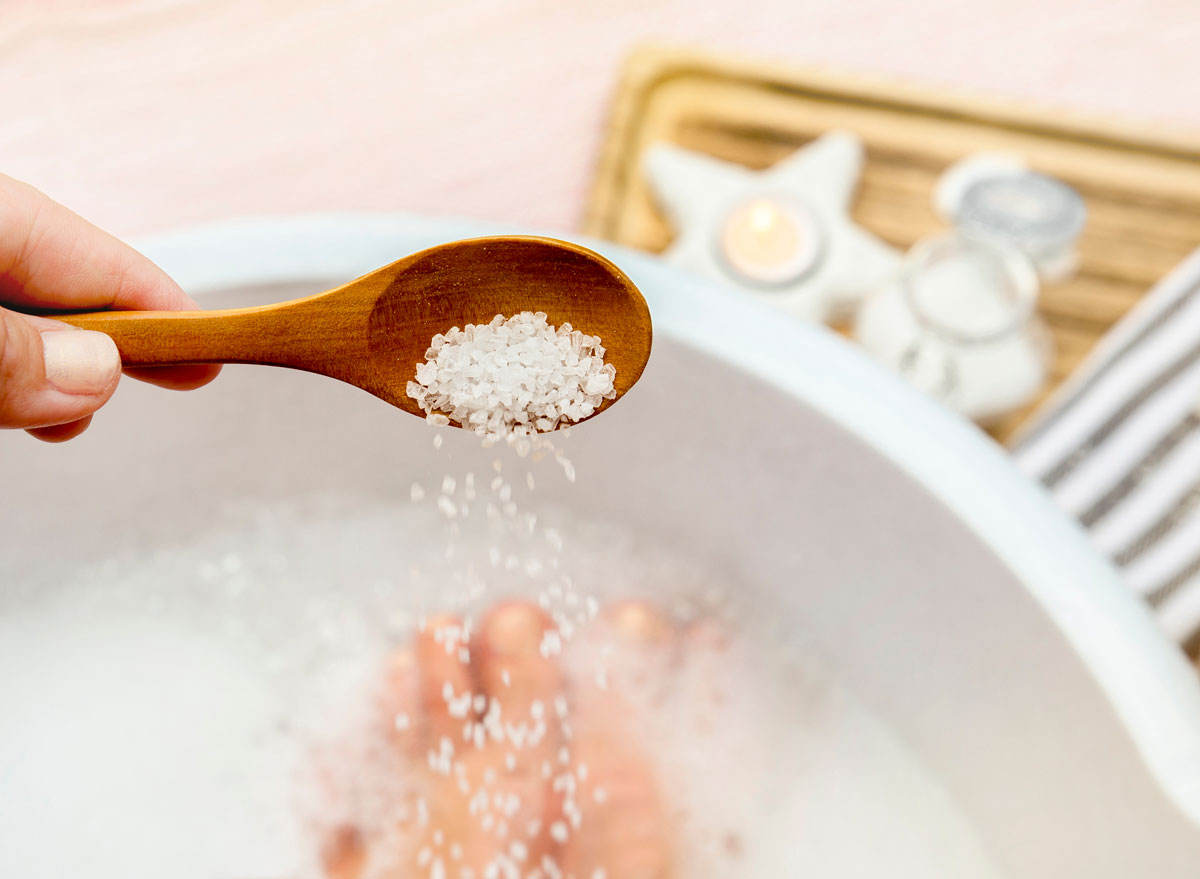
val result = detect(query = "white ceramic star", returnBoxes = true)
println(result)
[644,130,902,323]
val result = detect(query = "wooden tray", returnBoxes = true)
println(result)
[583,45,1200,442]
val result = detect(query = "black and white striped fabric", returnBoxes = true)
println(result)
[1013,249,1200,648]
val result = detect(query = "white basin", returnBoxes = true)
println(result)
[2,213,1199,878]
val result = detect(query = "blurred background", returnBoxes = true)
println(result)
[4,0,1200,239]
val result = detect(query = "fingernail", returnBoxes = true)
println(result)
[41,330,120,394]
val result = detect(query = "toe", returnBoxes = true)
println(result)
[476,602,565,848]
[592,600,679,699]
[384,646,422,759]
[416,614,476,747]
[606,600,675,647]
[477,601,564,723]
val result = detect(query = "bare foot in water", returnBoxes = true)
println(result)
[323,600,680,879]
[324,602,565,878]
[559,601,679,879]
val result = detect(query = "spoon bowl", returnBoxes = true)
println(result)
[45,236,653,424]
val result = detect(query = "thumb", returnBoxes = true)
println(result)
[0,307,121,434]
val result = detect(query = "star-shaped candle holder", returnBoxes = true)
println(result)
[644,131,901,323]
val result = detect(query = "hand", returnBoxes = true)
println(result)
[0,174,219,442]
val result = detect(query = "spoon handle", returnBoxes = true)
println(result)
[44,306,309,368]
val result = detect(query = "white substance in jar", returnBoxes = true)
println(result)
[855,235,1050,422]
[407,312,617,442]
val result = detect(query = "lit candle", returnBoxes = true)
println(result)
[717,195,823,286]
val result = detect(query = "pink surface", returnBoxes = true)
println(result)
[3,0,1200,242]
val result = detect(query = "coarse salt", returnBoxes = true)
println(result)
[407,312,617,443]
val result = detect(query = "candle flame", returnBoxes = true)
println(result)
[748,200,779,235]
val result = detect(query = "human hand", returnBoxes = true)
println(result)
[0,174,219,442]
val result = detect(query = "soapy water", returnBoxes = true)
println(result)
[0,490,1002,879]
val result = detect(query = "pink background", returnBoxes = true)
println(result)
[3,0,1200,242]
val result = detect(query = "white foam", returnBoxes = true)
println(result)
[0,498,1000,879]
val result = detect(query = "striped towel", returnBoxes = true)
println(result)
[1013,248,1200,650]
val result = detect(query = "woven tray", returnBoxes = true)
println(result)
[583,45,1200,442]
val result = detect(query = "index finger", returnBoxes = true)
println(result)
[0,175,219,390]
[0,174,195,313]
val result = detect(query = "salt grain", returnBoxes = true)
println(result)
[408,312,617,443]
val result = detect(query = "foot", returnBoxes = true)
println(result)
[325,602,565,878]
[559,601,679,879]
[323,600,682,879]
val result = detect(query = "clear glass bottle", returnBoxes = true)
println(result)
[854,232,1051,422]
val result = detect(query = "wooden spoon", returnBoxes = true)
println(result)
[44,236,653,425]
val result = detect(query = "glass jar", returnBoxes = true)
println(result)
[854,233,1052,422]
